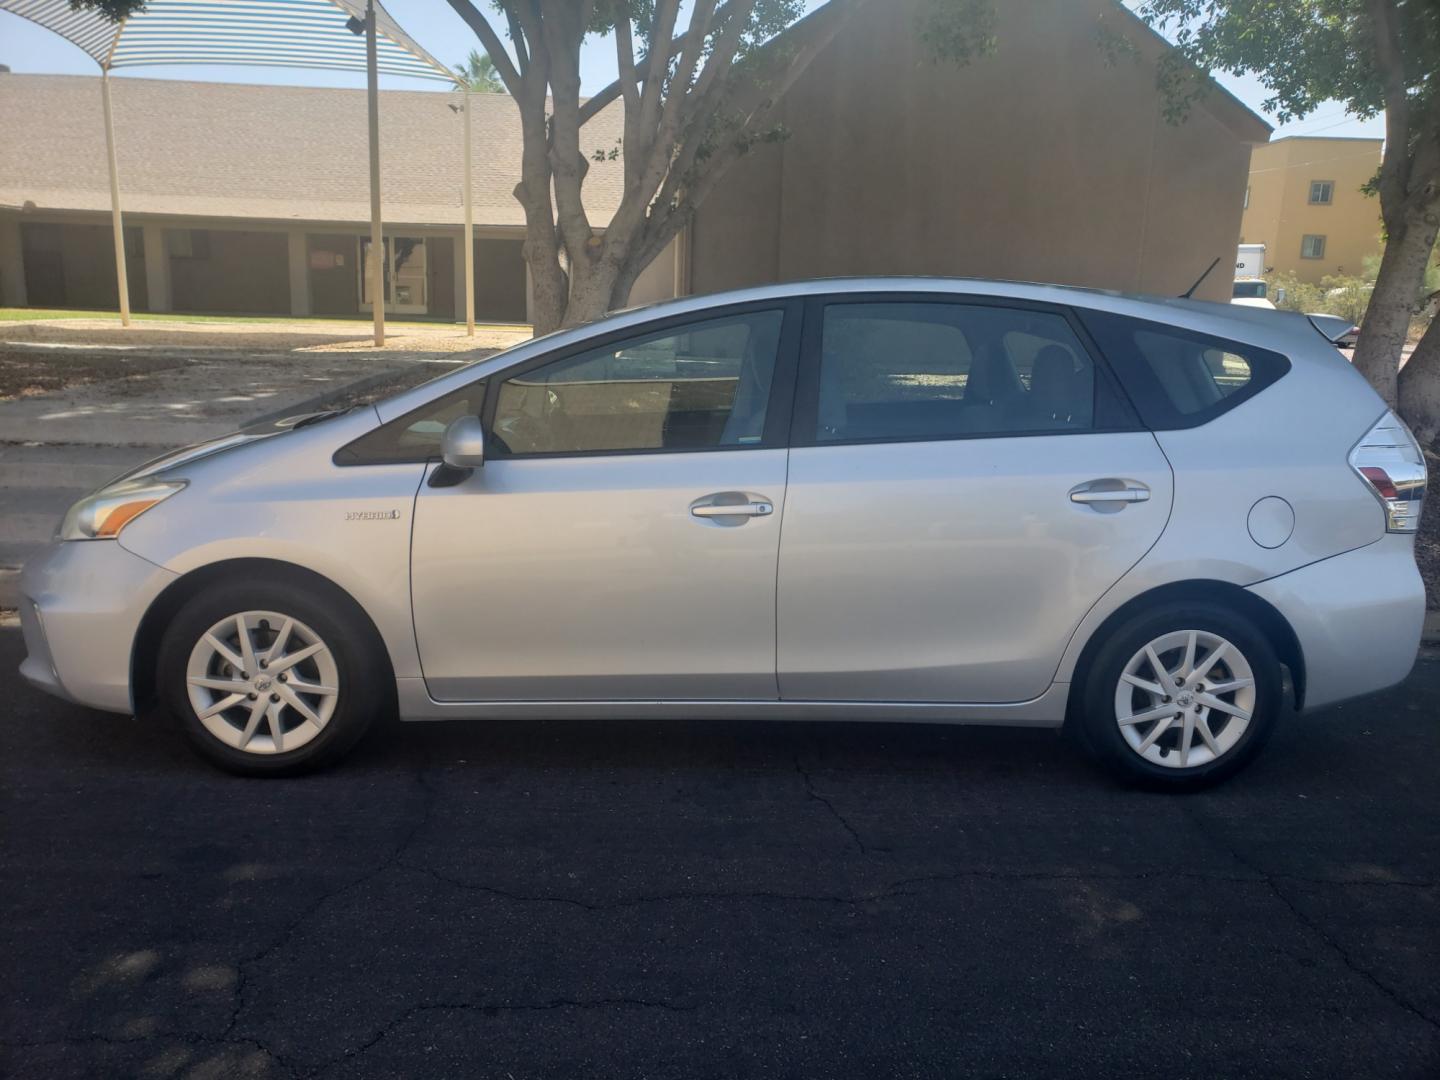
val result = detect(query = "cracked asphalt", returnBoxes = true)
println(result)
[2,628,1437,1079]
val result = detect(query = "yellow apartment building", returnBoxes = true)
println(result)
[1240,136,1383,283]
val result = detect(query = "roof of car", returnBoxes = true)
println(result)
[616,277,1310,337]
[376,277,1334,423]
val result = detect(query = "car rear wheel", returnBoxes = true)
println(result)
[1077,602,1283,788]
[157,580,385,775]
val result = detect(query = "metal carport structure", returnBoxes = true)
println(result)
[0,0,478,344]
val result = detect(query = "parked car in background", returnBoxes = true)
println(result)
[1307,313,1361,348]
[1232,279,1277,309]
[18,280,1426,787]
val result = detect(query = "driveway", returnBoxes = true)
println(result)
[2,628,1436,1079]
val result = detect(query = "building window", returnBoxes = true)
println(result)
[1309,180,1334,205]
[1301,235,1327,260]
[168,229,211,259]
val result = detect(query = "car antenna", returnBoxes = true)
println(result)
[1180,257,1223,299]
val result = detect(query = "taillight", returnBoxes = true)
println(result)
[1350,411,1427,532]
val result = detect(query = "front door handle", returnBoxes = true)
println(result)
[1070,479,1151,505]
[690,492,775,524]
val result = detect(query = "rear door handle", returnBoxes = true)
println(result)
[690,492,774,523]
[1069,480,1151,505]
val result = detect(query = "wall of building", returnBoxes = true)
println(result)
[628,235,684,309]
[690,0,1263,304]
[169,228,289,314]
[0,214,26,306]
[17,219,148,311]
[472,237,528,323]
[1,214,535,322]
[1240,137,1383,282]
[306,233,360,317]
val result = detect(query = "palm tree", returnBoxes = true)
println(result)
[454,49,504,93]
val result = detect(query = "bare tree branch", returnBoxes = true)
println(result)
[577,0,752,128]
[445,0,522,91]
[1368,0,1412,220]
[636,0,868,273]
[613,10,644,190]
[540,3,598,263]
[639,0,684,144]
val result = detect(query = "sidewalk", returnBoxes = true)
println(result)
[0,321,525,605]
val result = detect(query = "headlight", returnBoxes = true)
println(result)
[59,479,186,541]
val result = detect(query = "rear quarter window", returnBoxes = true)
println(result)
[1077,311,1290,430]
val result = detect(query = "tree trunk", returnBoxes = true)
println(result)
[1398,309,1440,449]
[1352,214,1437,406]
[562,255,621,327]
[609,258,647,312]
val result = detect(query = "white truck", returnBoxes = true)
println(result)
[1232,243,1275,308]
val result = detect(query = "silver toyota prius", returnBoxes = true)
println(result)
[17,279,1428,786]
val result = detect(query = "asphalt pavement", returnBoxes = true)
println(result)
[2,629,1437,1079]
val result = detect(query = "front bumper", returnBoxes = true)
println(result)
[18,540,177,714]
[1248,533,1425,712]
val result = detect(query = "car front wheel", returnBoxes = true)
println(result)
[157,580,385,775]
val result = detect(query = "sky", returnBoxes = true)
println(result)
[0,0,1385,143]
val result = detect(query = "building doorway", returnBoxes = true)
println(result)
[358,236,428,316]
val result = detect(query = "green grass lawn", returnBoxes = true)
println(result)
[0,308,522,330]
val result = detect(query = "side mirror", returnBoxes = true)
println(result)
[441,415,486,469]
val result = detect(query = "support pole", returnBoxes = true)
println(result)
[101,71,131,327]
[365,0,384,347]
[463,86,475,336]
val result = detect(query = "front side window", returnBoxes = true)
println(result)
[1078,311,1289,430]
[489,310,785,455]
[335,383,485,465]
[1301,234,1327,259]
[1309,180,1334,205]
[813,302,1105,443]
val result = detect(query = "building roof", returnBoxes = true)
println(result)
[0,72,626,228]
[1264,135,1384,144]
[0,0,1272,232]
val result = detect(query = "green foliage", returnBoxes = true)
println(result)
[1267,271,1370,323]
[455,49,505,92]
[1135,0,1440,125]
[1320,274,1373,324]
[68,0,143,19]
[916,0,999,66]
[1267,272,1324,314]
[588,0,804,58]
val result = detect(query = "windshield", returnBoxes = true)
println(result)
[1232,281,1268,299]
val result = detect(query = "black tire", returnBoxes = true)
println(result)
[156,578,387,776]
[1075,601,1283,790]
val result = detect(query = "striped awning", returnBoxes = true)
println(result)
[0,0,457,82]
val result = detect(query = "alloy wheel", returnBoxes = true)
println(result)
[1113,629,1256,770]
[185,610,340,755]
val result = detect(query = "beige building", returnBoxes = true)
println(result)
[1239,135,1384,283]
[0,0,1269,320]
[694,0,1269,303]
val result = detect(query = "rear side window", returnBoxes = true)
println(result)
[809,302,1131,443]
[1079,311,1289,430]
